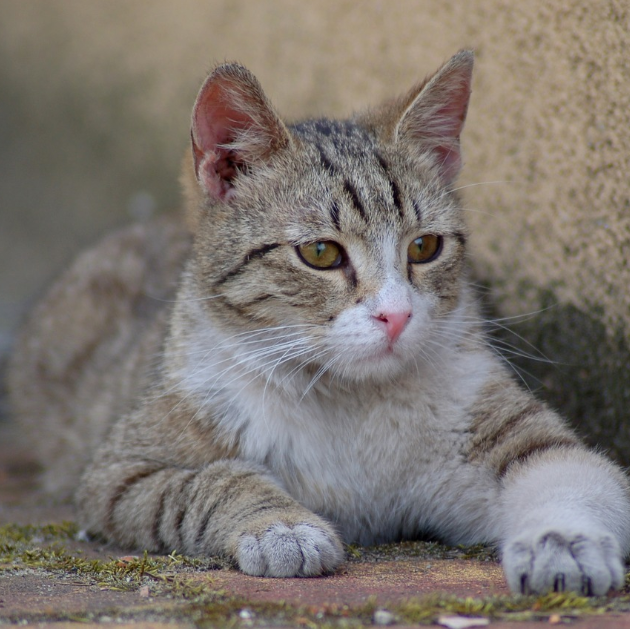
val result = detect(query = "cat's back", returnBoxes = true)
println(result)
[8,215,191,500]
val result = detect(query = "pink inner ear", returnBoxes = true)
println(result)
[191,80,252,201]
[432,143,462,182]
[399,55,473,183]
[426,82,470,181]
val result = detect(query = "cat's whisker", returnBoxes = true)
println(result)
[146,292,227,304]
[487,339,558,365]
[261,344,322,411]
[186,333,316,372]
[217,346,323,427]
[427,319,551,391]
[170,324,321,357]
[303,354,343,399]
[459,206,501,217]
[444,179,511,197]
[173,329,311,354]
[168,341,321,447]
[483,320,556,364]
[279,346,331,390]
[435,308,557,363]
[454,304,558,325]
[299,352,339,401]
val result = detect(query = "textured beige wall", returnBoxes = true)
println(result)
[1,1,629,458]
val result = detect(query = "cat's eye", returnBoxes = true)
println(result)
[297,241,343,269]
[407,235,442,264]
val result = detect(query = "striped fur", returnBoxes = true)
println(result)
[10,52,630,592]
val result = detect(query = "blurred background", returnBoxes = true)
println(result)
[2,1,630,462]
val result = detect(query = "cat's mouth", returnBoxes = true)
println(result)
[379,342,398,356]
[350,339,409,372]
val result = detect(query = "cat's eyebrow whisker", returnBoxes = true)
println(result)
[460,207,499,217]
[147,293,228,303]
[443,179,511,197]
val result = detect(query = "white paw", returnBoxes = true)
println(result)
[236,522,344,577]
[502,528,625,595]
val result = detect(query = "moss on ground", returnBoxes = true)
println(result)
[2,522,630,627]
[346,540,499,563]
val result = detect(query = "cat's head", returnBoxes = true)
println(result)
[183,52,474,383]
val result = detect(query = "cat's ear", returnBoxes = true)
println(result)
[364,51,473,183]
[395,50,473,181]
[191,63,292,202]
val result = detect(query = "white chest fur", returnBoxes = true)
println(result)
[181,331,503,545]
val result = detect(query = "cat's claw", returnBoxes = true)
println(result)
[236,522,344,577]
[502,528,624,596]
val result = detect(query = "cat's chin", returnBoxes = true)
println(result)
[328,345,416,384]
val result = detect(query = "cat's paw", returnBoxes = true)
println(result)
[502,528,625,595]
[236,522,344,577]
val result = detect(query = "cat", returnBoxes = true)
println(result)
[8,51,630,595]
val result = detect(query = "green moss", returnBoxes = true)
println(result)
[0,522,227,592]
[393,591,627,625]
[3,522,630,627]
[0,520,78,544]
[346,540,499,563]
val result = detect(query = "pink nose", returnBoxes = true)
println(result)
[373,310,412,343]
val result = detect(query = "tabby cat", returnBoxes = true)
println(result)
[9,51,630,595]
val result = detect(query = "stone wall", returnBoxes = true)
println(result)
[2,0,629,460]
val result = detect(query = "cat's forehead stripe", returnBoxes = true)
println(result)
[374,151,405,222]
[296,121,416,231]
[412,199,423,223]
[329,201,341,231]
[315,144,337,174]
[293,119,375,150]
[342,180,369,224]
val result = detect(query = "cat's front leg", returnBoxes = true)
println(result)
[77,457,344,577]
[499,448,630,595]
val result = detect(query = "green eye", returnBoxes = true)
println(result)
[407,235,442,263]
[297,241,343,269]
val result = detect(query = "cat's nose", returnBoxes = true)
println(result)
[373,310,412,343]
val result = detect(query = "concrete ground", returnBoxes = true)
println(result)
[2,421,630,628]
